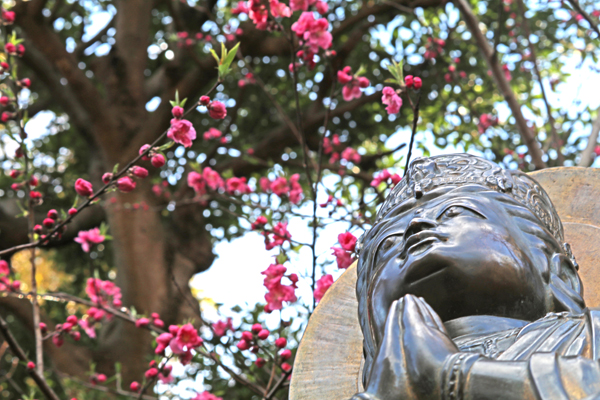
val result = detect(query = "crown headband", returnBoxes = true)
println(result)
[357,154,577,268]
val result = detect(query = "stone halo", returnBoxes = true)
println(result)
[290,167,600,400]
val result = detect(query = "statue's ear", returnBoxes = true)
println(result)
[549,253,585,313]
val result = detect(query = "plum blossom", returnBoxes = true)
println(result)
[314,274,334,302]
[169,323,203,355]
[188,168,225,195]
[341,147,361,164]
[477,114,498,134]
[262,263,287,289]
[291,12,332,53]
[270,0,291,18]
[208,101,227,119]
[75,178,93,197]
[371,169,401,187]
[226,177,251,194]
[212,318,233,337]
[167,119,196,148]
[263,222,291,250]
[332,247,354,269]
[381,86,402,114]
[74,228,105,252]
[193,392,223,400]
[265,281,297,312]
[203,127,222,141]
[85,278,122,308]
[248,0,268,29]
[338,232,357,252]
[231,2,249,14]
[79,318,96,339]
[338,67,369,101]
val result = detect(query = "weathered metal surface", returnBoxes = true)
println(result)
[291,166,600,400]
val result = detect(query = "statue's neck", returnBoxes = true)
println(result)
[444,315,529,339]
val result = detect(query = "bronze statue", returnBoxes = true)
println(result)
[351,154,600,400]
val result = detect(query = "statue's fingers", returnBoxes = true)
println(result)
[400,294,427,331]
[417,296,447,333]
[413,296,441,330]
[379,299,405,353]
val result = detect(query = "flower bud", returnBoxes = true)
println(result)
[199,95,211,106]
[241,331,253,341]
[172,106,184,118]
[117,176,136,193]
[29,176,39,187]
[237,340,250,350]
[33,224,42,234]
[413,76,422,89]
[281,362,292,372]
[75,178,94,197]
[47,209,58,220]
[251,323,262,333]
[27,361,35,370]
[0,96,9,106]
[9,169,19,179]
[130,381,141,391]
[20,78,30,88]
[71,331,81,341]
[131,166,149,179]
[404,75,414,88]
[280,349,292,360]
[145,368,158,379]
[255,358,266,368]
[102,173,113,184]
[42,218,54,228]
[139,144,152,160]
[257,329,270,340]
[68,208,78,216]
[151,154,166,168]
[275,337,287,348]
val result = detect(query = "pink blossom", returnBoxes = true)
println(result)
[270,0,291,17]
[342,84,362,101]
[259,177,271,192]
[292,12,315,36]
[169,323,203,358]
[212,318,233,337]
[271,177,289,195]
[155,332,173,354]
[341,147,361,164]
[264,222,292,250]
[208,101,227,119]
[231,1,249,14]
[251,216,268,230]
[74,228,105,253]
[226,177,251,194]
[316,0,328,14]
[314,274,334,302]
[75,178,93,197]
[79,319,96,339]
[304,17,332,53]
[338,232,357,252]
[381,86,402,114]
[203,127,222,141]
[203,167,224,190]
[477,113,498,134]
[262,264,287,289]
[337,67,353,84]
[136,318,150,328]
[264,281,297,312]
[0,260,8,277]
[248,0,268,29]
[290,0,310,11]
[332,247,354,269]
[117,176,136,193]
[85,278,122,308]
[193,392,223,400]
[188,171,206,195]
[288,173,303,204]
[167,119,196,148]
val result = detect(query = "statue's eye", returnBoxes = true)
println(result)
[441,205,484,219]
[377,235,403,258]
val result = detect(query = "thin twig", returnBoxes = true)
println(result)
[454,0,546,169]
[517,0,564,165]
[566,0,600,37]
[404,93,421,176]
[0,314,60,400]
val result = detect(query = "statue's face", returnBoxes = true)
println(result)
[369,188,551,343]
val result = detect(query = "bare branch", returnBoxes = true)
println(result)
[74,16,115,58]
[566,0,600,37]
[578,106,600,166]
[0,314,60,400]
[454,0,546,169]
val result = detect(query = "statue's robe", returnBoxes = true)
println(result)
[451,309,600,400]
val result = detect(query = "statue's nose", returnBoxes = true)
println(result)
[404,217,437,240]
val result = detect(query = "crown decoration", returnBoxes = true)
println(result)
[357,154,576,267]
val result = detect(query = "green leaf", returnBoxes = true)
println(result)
[180,98,187,108]
[209,48,220,65]
[222,42,240,72]
[112,163,119,174]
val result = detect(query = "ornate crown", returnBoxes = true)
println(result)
[357,154,576,267]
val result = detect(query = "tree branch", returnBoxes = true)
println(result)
[74,16,114,58]
[577,105,600,166]
[0,314,60,400]
[454,0,546,169]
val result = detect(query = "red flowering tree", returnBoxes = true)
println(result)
[0,0,599,398]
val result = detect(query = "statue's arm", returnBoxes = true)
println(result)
[460,354,600,400]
